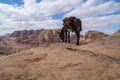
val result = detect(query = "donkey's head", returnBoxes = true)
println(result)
[63,17,71,28]
[63,16,76,28]
[57,27,65,42]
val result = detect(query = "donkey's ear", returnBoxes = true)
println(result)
[70,16,76,21]
[63,17,67,22]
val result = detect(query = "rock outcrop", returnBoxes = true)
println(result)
[10,29,61,46]
[38,29,61,43]
[83,30,108,42]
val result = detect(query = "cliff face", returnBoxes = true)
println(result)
[38,29,61,43]
[10,29,61,46]
[10,29,43,38]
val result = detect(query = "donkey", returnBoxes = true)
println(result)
[59,16,82,45]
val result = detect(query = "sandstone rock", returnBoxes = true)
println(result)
[38,29,61,43]
[10,29,61,45]
[84,30,108,42]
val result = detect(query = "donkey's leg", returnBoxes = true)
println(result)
[68,31,70,43]
[75,32,80,45]
[65,31,67,43]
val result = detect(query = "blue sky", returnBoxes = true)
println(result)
[0,0,120,35]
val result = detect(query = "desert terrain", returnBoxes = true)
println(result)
[0,29,120,80]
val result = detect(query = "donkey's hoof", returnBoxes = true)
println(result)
[76,43,80,45]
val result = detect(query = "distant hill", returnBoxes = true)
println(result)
[10,29,61,46]
[9,29,109,45]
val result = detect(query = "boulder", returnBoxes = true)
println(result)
[38,29,61,43]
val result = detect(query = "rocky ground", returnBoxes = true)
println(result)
[0,29,120,80]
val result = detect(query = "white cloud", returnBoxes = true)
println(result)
[37,0,81,16]
[65,0,120,18]
[83,15,120,27]
[0,0,120,35]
